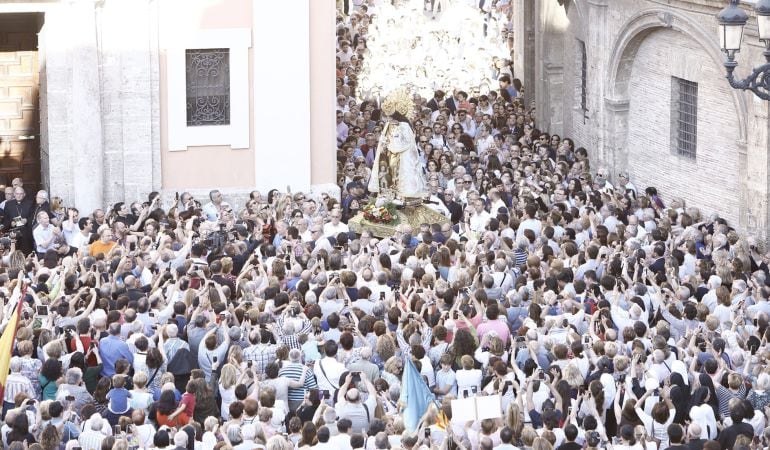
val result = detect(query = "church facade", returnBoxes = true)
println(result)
[0,0,338,214]
[512,0,770,240]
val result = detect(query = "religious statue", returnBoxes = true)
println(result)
[367,87,427,200]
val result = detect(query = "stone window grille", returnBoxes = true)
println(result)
[186,48,230,126]
[671,77,698,160]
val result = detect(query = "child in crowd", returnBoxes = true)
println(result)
[107,374,132,416]
[168,380,196,424]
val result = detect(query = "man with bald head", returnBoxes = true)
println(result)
[336,371,378,434]
[685,423,706,450]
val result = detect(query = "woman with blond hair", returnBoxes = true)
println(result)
[534,435,555,450]
[382,356,404,388]
[129,371,154,413]
[219,363,247,420]
[504,402,525,446]
[456,355,482,398]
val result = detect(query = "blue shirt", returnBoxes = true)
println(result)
[107,387,131,414]
[98,335,134,377]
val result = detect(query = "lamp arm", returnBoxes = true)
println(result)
[724,57,770,101]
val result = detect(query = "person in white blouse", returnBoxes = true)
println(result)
[455,355,482,398]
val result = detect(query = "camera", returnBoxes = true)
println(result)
[203,223,231,251]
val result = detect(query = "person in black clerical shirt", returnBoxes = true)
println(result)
[2,187,34,254]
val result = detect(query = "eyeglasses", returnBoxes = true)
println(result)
[420,140,428,144]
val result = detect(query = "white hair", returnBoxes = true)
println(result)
[174,431,189,447]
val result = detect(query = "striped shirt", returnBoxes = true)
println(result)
[4,373,34,403]
[279,362,318,401]
[78,430,107,450]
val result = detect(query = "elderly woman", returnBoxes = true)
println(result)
[381,356,403,388]
[747,372,770,411]
[17,341,42,398]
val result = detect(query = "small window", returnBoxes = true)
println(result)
[671,77,698,159]
[578,40,587,113]
[186,48,230,126]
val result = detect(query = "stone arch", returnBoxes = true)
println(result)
[602,7,748,227]
[606,8,748,141]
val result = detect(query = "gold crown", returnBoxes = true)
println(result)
[381,87,414,121]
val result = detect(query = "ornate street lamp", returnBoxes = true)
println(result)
[717,0,770,100]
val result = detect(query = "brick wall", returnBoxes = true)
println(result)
[626,28,741,224]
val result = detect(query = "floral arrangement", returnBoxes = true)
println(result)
[362,202,398,224]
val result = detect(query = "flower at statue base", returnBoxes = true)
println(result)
[362,203,398,224]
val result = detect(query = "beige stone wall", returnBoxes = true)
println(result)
[24,0,339,210]
[515,0,770,239]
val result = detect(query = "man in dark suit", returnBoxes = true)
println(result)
[717,403,754,450]
[649,244,667,275]
[440,188,463,224]
[664,424,688,450]
[444,89,458,115]
[556,425,582,450]
[426,90,445,112]
[685,424,707,450]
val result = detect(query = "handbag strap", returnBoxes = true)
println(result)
[318,359,339,390]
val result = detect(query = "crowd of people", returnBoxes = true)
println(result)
[0,2,765,450]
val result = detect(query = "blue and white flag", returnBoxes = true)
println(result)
[399,357,435,431]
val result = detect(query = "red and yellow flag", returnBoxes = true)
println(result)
[0,289,24,401]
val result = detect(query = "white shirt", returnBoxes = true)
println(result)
[516,218,541,240]
[330,433,353,450]
[323,221,350,238]
[455,368,482,397]
[314,357,347,393]
[470,210,492,233]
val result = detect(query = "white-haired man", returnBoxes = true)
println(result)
[280,348,318,412]
[78,413,109,450]
[3,357,34,417]
[163,323,190,362]
[346,347,379,382]
[56,367,94,415]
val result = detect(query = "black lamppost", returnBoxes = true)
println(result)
[717,0,770,100]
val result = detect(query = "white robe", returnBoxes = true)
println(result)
[368,121,428,198]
